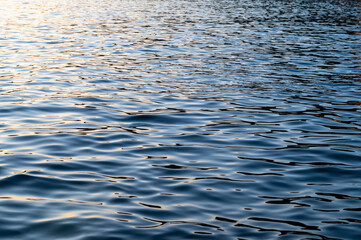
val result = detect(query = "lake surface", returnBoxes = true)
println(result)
[0,0,361,239]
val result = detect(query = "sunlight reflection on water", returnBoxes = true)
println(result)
[0,0,361,239]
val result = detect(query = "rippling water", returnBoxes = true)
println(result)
[0,0,361,239]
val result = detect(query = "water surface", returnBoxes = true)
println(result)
[0,0,361,239]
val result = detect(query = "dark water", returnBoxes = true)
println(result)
[1,0,361,239]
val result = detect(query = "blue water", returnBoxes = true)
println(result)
[0,0,361,239]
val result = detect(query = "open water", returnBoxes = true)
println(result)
[0,0,361,239]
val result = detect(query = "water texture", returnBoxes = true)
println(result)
[0,0,361,239]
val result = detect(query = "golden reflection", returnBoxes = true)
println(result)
[36,212,78,222]
[36,213,126,222]
[11,169,42,175]
[0,195,102,205]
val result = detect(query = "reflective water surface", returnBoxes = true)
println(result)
[0,0,361,239]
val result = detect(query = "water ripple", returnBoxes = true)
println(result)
[0,0,360,239]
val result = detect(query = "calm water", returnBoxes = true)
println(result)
[1,0,361,239]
